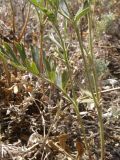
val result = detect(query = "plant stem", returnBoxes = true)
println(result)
[88,4,105,159]
[65,1,105,158]
[55,23,79,103]
[74,23,97,105]
[97,106,105,160]
[88,11,100,101]
[17,4,31,42]
[59,2,93,159]
[39,23,44,73]
[55,25,88,143]
[3,60,11,86]
[9,0,15,33]
[36,8,45,73]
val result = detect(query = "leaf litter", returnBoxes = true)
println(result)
[0,0,120,160]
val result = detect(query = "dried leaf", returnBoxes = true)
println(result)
[58,133,71,153]
[26,85,33,93]
[76,138,84,160]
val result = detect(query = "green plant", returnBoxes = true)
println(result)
[0,0,31,85]
[96,13,115,38]
[0,0,105,159]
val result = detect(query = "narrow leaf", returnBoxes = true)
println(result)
[16,43,27,65]
[44,58,51,73]
[31,45,40,70]
[49,33,62,49]
[4,43,19,64]
[30,61,40,75]
[56,72,62,88]
[74,7,89,23]
[50,70,56,82]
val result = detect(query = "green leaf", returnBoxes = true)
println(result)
[56,72,62,88]
[25,59,39,75]
[49,33,62,49]
[30,0,57,23]
[46,11,56,22]
[30,62,40,75]
[50,70,56,82]
[0,50,7,61]
[59,0,70,20]
[0,50,25,71]
[24,59,31,71]
[44,58,51,73]
[74,7,89,23]
[44,57,57,82]
[48,0,60,13]
[29,0,40,7]
[10,62,26,71]
[59,9,70,20]
[0,46,9,59]
[0,46,6,54]
[1,43,39,75]
[48,0,59,7]
[63,51,68,62]
[30,0,47,13]
[4,43,20,64]
[31,45,40,70]
[16,43,27,65]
